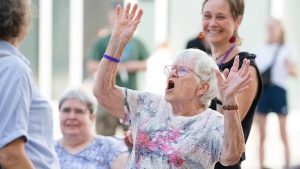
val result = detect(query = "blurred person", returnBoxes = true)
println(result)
[255,18,297,169]
[88,2,149,136]
[201,0,262,168]
[55,89,128,169]
[145,41,173,95]
[0,0,60,168]
[93,3,253,168]
[186,34,211,54]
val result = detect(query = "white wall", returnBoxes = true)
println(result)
[169,0,203,52]
[284,0,300,110]
[240,0,270,51]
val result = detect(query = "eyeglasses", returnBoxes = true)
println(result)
[163,65,201,78]
[60,107,89,115]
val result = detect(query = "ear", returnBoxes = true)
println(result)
[235,15,243,30]
[196,82,210,97]
[90,114,96,122]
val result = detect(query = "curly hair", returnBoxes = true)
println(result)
[0,0,31,40]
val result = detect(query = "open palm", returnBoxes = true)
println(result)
[215,56,252,101]
[111,3,143,45]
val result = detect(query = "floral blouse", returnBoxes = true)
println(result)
[121,88,224,169]
[54,136,128,169]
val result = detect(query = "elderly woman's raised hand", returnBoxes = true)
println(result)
[111,3,143,46]
[215,56,252,102]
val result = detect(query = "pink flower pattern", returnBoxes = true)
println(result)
[122,89,224,169]
[135,128,184,167]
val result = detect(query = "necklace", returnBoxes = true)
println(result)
[217,44,236,65]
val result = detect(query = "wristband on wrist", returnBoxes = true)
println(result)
[103,54,120,63]
[222,104,238,110]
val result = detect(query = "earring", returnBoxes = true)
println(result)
[229,32,236,43]
[198,32,205,40]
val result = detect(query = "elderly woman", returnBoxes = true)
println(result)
[55,89,129,169]
[93,3,251,168]
[0,0,59,168]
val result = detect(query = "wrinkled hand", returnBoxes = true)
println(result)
[215,56,252,101]
[111,3,143,45]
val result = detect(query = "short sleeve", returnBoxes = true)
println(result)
[120,88,157,126]
[0,62,32,148]
[120,88,142,125]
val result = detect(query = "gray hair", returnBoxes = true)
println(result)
[173,48,219,108]
[58,89,95,114]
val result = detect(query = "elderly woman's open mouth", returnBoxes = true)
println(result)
[166,79,175,90]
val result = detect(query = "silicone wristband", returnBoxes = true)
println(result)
[103,54,120,63]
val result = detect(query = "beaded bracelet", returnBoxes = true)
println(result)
[103,54,120,63]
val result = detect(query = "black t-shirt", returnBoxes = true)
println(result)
[186,37,211,54]
[211,52,262,169]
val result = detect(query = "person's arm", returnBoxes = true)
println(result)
[111,152,129,169]
[0,138,34,169]
[216,57,251,165]
[285,59,297,77]
[93,3,143,119]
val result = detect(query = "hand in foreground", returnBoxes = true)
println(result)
[124,128,133,148]
[215,56,252,101]
[111,3,143,45]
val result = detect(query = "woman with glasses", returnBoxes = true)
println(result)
[93,3,252,168]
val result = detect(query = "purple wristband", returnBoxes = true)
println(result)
[103,54,120,63]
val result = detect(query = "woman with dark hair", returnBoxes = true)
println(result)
[0,0,60,168]
[200,0,262,168]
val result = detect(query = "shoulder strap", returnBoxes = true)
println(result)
[269,45,282,69]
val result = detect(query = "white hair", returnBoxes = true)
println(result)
[173,48,219,108]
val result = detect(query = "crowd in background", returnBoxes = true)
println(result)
[0,0,299,169]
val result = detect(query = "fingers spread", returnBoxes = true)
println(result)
[239,58,250,77]
[123,3,131,19]
[129,4,138,20]
[223,68,229,78]
[215,68,224,81]
[237,71,252,91]
[133,8,143,22]
[116,4,122,17]
[231,55,240,72]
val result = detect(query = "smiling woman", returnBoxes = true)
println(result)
[54,89,129,169]
[201,0,262,168]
